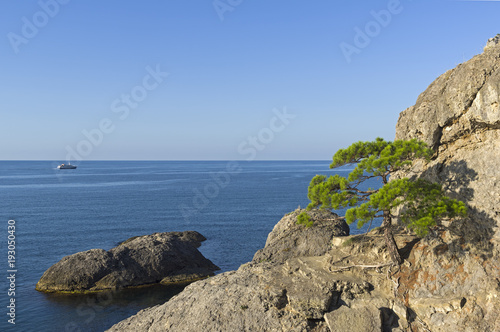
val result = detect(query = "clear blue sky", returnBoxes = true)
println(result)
[0,0,498,160]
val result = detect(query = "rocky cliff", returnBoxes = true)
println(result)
[36,231,219,293]
[395,37,500,250]
[108,37,500,331]
[391,35,500,331]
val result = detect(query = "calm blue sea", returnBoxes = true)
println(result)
[0,161,380,332]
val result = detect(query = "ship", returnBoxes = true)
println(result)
[57,163,77,169]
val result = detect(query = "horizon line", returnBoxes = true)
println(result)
[0,159,332,162]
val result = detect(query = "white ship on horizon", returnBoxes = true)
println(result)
[57,163,77,169]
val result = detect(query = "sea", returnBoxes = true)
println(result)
[0,161,381,332]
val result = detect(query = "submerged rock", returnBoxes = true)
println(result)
[36,231,219,293]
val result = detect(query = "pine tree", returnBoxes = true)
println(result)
[298,138,467,265]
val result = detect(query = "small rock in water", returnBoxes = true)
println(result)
[36,231,219,293]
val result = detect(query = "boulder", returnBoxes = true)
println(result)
[253,209,350,264]
[36,231,219,293]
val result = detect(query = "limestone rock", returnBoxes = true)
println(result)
[36,231,219,293]
[485,33,500,51]
[253,209,349,264]
[107,228,416,332]
[396,231,500,331]
[107,227,497,331]
[324,304,382,332]
[395,36,500,248]
[394,34,500,331]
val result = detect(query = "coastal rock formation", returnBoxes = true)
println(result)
[108,36,500,331]
[107,227,418,332]
[395,230,500,331]
[253,209,349,264]
[395,36,500,249]
[108,229,500,331]
[485,33,500,50]
[36,231,219,293]
[391,35,500,331]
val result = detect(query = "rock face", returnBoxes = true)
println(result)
[393,36,500,330]
[395,38,500,248]
[253,209,350,264]
[396,230,500,332]
[485,33,500,50]
[36,231,219,293]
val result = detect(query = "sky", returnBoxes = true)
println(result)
[0,0,498,161]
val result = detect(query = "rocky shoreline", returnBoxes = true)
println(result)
[107,214,419,332]
[36,231,219,293]
[106,218,499,332]
[105,37,500,331]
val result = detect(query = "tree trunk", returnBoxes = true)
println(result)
[382,211,402,265]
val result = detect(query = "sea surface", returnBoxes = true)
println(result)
[0,161,381,332]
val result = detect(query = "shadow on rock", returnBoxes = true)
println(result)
[419,160,495,256]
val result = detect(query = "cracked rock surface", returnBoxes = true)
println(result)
[395,41,500,248]
[107,226,412,332]
[253,209,349,265]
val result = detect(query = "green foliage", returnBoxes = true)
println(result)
[296,211,314,227]
[398,179,467,236]
[331,138,433,183]
[305,138,466,236]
